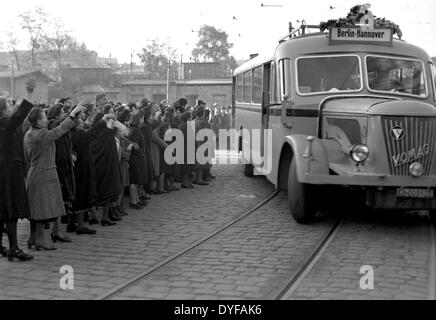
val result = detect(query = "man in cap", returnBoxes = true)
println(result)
[96,93,108,108]
[178,98,188,113]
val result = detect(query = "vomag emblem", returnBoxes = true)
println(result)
[390,126,405,141]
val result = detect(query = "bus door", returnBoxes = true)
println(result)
[261,63,272,162]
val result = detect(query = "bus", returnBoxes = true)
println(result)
[232,5,436,224]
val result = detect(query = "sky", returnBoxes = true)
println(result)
[1,0,435,64]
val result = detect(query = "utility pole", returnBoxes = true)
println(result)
[166,59,170,101]
[180,54,183,80]
[130,53,133,76]
[10,60,15,101]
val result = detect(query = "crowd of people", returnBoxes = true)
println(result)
[0,79,233,262]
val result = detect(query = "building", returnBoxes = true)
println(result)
[80,85,123,103]
[0,70,54,103]
[61,66,114,88]
[121,78,232,106]
[120,61,234,105]
[182,62,227,80]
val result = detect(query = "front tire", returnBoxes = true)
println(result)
[244,163,254,177]
[287,157,317,223]
[429,210,436,227]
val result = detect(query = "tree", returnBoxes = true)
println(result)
[137,38,179,80]
[192,25,233,62]
[19,6,48,70]
[41,19,77,81]
[2,26,22,71]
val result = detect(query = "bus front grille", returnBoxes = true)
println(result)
[382,116,436,176]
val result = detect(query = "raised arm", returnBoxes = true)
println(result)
[6,79,36,132]
[84,119,108,143]
[39,105,85,144]
[39,117,76,145]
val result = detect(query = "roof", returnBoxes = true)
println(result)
[62,66,112,71]
[183,62,221,65]
[81,85,121,93]
[235,34,433,76]
[122,79,168,86]
[276,34,431,61]
[234,53,274,75]
[122,79,232,86]
[0,70,55,82]
[178,79,232,85]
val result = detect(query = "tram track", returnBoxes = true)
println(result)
[276,211,436,300]
[275,218,344,299]
[97,186,436,300]
[97,189,281,300]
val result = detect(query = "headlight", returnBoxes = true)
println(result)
[350,144,369,163]
[409,162,424,177]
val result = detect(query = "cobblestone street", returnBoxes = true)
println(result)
[0,161,275,299]
[1,157,434,300]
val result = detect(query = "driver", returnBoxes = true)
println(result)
[371,69,402,92]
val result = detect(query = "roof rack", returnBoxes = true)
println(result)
[278,4,403,44]
[278,21,323,43]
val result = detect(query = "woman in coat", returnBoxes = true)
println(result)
[91,108,124,226]
[71,111,111,234]
[128,111,147,208]
[47,104,76,241]
[178,111,196,188]
[149,105,162,188]
[155,121,171,193]
[140,104,155,197]
[0,80,35,261]
[116,108,133,214]
[23,105,84,250]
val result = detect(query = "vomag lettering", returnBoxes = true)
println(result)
[392,144,430,167]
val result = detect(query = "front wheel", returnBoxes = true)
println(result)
[429,210,436,227]
[244,163,254,177]
[287,158,318,223]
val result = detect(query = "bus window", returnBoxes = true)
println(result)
[253,66,263,104]
[270,62,278,104]
[366,55,427,97]
[296,55,362,95]
[237,74,243,102]
[431,62,436,100]
[243,71,252,103]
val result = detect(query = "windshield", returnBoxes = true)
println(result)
[366,56,427,97]
[296,55,362,95]
[431,63,436,99]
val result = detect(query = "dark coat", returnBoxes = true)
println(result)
[128,126,148,185]
[157,125,173,175]
[91,126,122,204]
[71,120,106,212]
[178,120,196,174]
[119,136,131,188]
[48,119,75,205]
[24,117,76,221]
[0,99,33,220]
[195,117,214,169]
[141,122,156,182]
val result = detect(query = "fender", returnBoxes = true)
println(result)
[284,135,330,183]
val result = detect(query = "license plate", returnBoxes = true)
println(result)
[396,188,434,199]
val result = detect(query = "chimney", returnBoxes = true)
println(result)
[249,53,259,60]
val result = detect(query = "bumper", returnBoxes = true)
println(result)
[300,172,436,210]
[301,172,436,187]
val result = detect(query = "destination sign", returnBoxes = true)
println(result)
[329,27,393,46]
